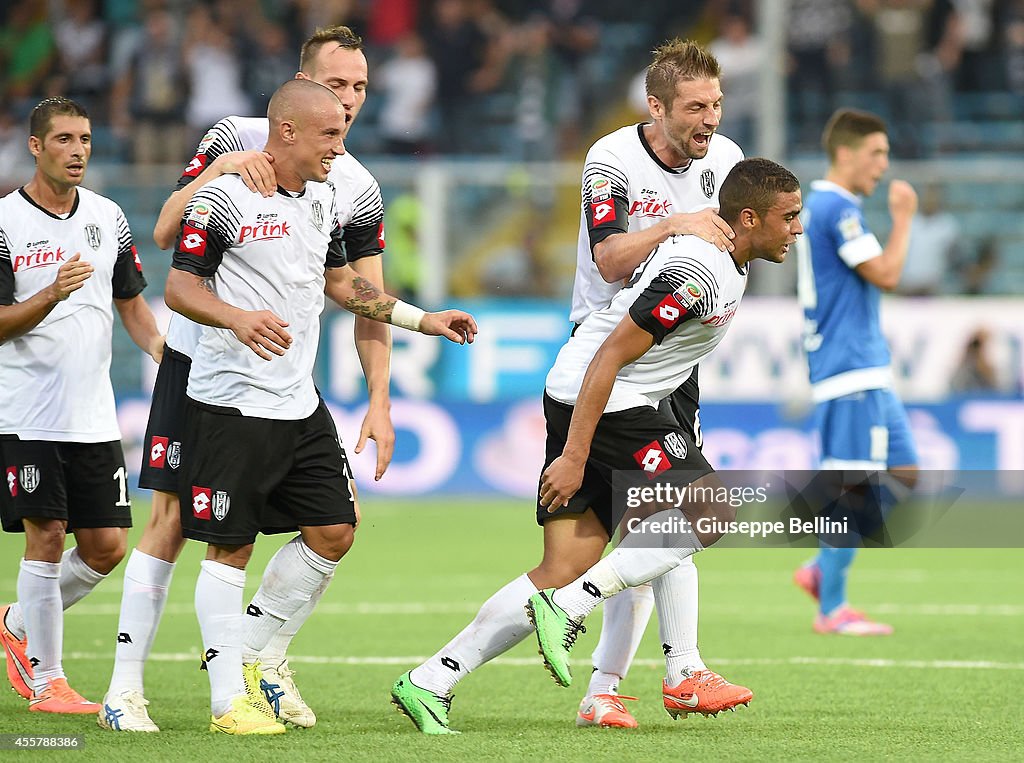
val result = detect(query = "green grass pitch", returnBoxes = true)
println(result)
[0,497,1021,761]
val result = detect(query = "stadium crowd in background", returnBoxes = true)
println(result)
[1,0,1020,162]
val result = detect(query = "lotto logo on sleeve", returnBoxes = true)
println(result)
[183,154,208,178]
[131,245,143,272]
[5,467,16,497]
[149,436,169,469]
[377,221,386,249]
[192,487,212,520]
[180,224,208,256]
[652,293,686,328]
[633,441,672,478]
[590,200,616,225]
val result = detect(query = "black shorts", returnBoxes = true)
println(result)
[179,398,356,545]
[661,365,703,449]
[537,394,713,537]
[1,438,133,533]
[138,345,190,492]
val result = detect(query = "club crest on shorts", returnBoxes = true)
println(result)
[213,490,231,520]
[19,465,40,494]
[700,169,715,199]
[663,432,688,459]
[84,224,102,250]
[311,200,324,230]
[166,441,181,470]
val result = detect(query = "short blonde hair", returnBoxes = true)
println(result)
[645,39,721,112]
[299,25,363,74]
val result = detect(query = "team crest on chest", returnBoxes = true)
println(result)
[84,224,102,250]
[311,200,324,230]
[700,170,715,199]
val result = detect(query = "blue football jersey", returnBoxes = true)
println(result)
[796,181,892,401]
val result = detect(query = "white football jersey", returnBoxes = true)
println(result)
[171,176,345,420]
[165,116,385,356]
[570,125,743,323]
[0,187,146,441]
[547,235,748,413]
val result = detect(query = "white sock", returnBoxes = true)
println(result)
[58,547,107,607]
[260,569,334,667]
[552,557,627,620]
[18,559,64,692]
[243,537,338,664]
[652,558,706,686]
[605,526,704,588]
[411,573,537,696]
[195,560,246,716]
[587,583,655,697]
[107,550,176,696]
[6,547,107,640]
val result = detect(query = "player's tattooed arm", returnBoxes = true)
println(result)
[325,265,478,344]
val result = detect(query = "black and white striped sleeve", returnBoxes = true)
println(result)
[111,205,147,298]
[582,147,630,251]
[628,256,719,344]
[341,176,385,263]
[0,226,13,305]
[174,118,244,191]
[171,186,242,278]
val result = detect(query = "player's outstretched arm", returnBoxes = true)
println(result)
[349,254,395,481]
[152,151,276,249]
[0,253,93,343]
[594,209,734,283]
[540,316,653,510]
[114,293,164,363]
[164,269,291,361]
[325,265,478,344]
[856,179,918,291]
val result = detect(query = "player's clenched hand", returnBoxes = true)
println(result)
[355,404,395,481]
[667,208,735,252]
[888,179,918,222]
[48,253,93,301]
[229,310,291,360]
[420,310,479,345]
[213,151,276,197]
[540,454,585,510]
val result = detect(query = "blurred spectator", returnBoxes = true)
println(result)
[0,0,56,114]
[425,0,505,154]
[183,4,251,146]
[951,0,1000,91]
[245,21,297,113]
[366,0,418,47]
[957,236,999,295]
[544,0,599,154]
[709,12,761,150]
[0,107,33,192]
[898,183,961,296]
[1006,1,1024,94]
[110,5,188,164]
[377,32,437,155]
[950,328,1012,393]
[507,15,560,161]
[786,0,854,151]
[51,0,109,113]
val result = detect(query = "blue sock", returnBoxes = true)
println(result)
[817,546,857,616]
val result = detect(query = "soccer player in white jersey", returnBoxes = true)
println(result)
[392,158,802,734]
[0,97,162,714]
[99,27,393,731]
[569,38,750,728]
[164,80,475,735]
[794,109,919,635]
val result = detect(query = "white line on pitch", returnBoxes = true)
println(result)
[57,602,1024,617]
[59,652,1024,671]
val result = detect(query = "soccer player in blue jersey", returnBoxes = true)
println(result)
[795,108,919,635]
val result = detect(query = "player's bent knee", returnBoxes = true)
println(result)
[24,519,67,562]
[76,527,129,574]
[301,522,355,562]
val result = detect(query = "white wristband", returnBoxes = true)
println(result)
[390,300,426,332]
